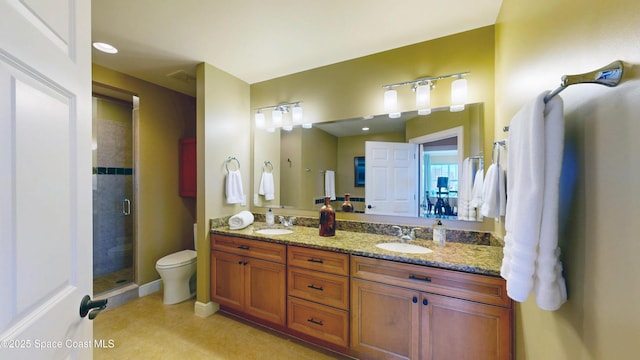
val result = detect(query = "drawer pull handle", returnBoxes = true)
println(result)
[423,299,429,306]
[237,245,250,250]
[412,296,418,303]
[307,318,324,326]
[409,274,432,282]
[307,258,324,264]
[307,284,324,291]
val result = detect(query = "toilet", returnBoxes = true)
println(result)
[155,224,198,304]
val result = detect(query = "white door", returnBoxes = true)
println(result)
[365,141,419,217]
[0,1,93,359]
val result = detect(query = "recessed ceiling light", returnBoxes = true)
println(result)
[362,127,370,131]
[92,42,118,54]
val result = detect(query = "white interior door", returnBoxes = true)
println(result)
[0,0,93,359]
[365,141,419,217]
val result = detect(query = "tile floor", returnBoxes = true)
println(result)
[94,267,133,295]
[94,292,352,359]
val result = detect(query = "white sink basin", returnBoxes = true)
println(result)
[255,228,294,235]
[376,242,433,254]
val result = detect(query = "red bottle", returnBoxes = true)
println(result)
[319,197,336,237]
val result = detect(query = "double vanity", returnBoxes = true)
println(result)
[210,221,513,359]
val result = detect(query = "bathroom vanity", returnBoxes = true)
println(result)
[210,223,513,359]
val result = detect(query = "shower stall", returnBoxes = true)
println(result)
[92,92,136,294]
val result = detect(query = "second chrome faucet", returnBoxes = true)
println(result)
[391,226,420,241]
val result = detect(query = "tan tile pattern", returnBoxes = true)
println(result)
[94,292,350,359]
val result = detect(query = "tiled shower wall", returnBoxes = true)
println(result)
[92,96,133,278]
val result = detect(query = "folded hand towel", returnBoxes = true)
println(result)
[226,169,244,204]
[481,163,506,218]
[229,210,254,230]
[502,91,567,311]
[325,170,336,200]
[457,158,474,220]
[470,168,484,209]
[259,171,275,200]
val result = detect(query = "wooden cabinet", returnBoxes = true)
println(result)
[351,256,513,360]
[287,246,350,347]
[211,235,286,326]
[179,137,196,197]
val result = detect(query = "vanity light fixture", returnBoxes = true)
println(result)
[382,71,470,117]
[450,75,468,112]
[383,87,401,119]
[255,110,266,129]
[254,101,307,131]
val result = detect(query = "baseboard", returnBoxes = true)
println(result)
[138,279,161,297]
[96,284,139,311]
[194,301,219,318]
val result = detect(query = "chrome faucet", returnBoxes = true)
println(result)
[392,226,420,241]
[278,216,296,227]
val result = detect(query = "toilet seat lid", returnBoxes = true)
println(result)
[157,249,196,268]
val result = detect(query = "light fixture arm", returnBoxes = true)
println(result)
[382,71,469,89]
[255,100,303,112]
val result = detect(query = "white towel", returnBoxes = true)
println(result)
[457,158,474,220]
[470,168,484,209]
[228,210,254,230]
[259,171,275,200]
[481,163,506,218]
[324,170,336,200]
[225,169,244,204]
[501,91,567,311]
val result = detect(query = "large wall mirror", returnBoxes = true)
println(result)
[253,103,485,222]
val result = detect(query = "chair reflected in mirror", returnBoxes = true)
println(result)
[434,177,454,216]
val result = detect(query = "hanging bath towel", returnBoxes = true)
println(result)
[324,170,336,200]
[226,169,245,204]
[502,91,567,311]
[259,171,275,200]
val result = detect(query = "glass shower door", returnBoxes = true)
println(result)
[92,94,134,294]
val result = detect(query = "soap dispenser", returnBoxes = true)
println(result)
[266,208,275,226]
[433,220,446,246]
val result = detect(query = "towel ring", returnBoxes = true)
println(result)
[225,157,240,172]
[263,161,274,173]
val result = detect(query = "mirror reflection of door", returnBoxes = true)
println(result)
[410,126,464,219]
[420,143,459,217]
[364,141,418,217]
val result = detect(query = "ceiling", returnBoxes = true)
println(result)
[92,0,502,97]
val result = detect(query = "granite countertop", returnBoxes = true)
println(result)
[211,222,504,276]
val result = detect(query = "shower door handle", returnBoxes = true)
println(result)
[122,198,131,216]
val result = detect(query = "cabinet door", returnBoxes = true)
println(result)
[211,251,244,311]
[245,257,286,326]
[422,293,512,360]
[351,279,420,360]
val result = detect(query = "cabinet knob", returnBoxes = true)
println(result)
[412,296,418,303]
[423,299,429,306]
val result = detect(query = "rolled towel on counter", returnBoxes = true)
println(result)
[229,210,254,230]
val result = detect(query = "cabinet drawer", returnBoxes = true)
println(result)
[288,297,349,347]
[211,234,286,263]
[288,246,349,275]
[288,267,349,310]
[351,256,511,308]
